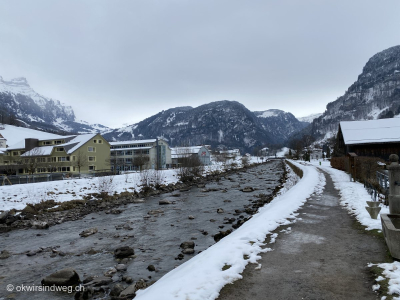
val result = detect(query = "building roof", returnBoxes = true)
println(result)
[21,134,97,157]
[109,139,157,146]
[1,124,63,149]
[171,146,207,158]
[340,118,400,145]
[219,149,240,154]
[111,147,152,152]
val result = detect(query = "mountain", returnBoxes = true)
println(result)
[311,45,400,142]
[298,113,323,123]
[0,76,110,134]
[253,109,309,144]
[103,101,276,152]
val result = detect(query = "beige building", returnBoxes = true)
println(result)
[0,133,110,175]
[110,139,171,171]
[0,133,6,148]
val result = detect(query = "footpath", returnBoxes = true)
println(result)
[218,170,387,300]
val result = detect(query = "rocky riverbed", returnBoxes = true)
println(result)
[0,160,286,300]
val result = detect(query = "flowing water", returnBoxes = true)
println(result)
[0,160,284,300]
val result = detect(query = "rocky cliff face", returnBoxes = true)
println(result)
[312,45,400,141]
[103,101,275,152]
[0,76,109,134]
[254,109,309,144]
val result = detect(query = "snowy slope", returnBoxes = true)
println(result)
[0,76,110,134]
[297,113,323,123]
[311,45,400,142]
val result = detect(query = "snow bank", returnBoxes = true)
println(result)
[308,160,396,298]
[312,160,388,231]
[0,157,265,211]
[0,170,179,211]
[135,161,324,300]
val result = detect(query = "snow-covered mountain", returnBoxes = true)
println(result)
[103,101,276,152]
[311,45,400,142]
[0,76,110,134]
[103,102,308,151]
[297,113,323,123]
[253,109,309,144]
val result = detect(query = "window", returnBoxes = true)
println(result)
[125,151,132,155]
[94,140,97,143]
[12,151,19,156]
[37,158,46,163]
[56,147,64,152]
[88,156,96,162]
[57,167,70,172]
[126,158,132,163]
[55,140,63,144]
[98,140,102,144]
[88,147,96,152]
[89,166,96,171]
[57,157,70,162]
[43,141,52,145]
[47,157,56,162]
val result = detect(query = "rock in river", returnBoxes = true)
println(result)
[79,227,98,237]
[242,186,254,192]
[110,283,125,297]
[180,241,195,249]
[182,248,195,254]
[41,267,80,286]
[0,250,11,259]
[159,199,173,205]
[114,246,135,258]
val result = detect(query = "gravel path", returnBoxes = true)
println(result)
[218,170,387,300]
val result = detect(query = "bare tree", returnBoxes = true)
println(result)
[73,151,88,178]
[133,151,149,171]
[241,156,250,168]
[21,148,45,181]
[175,148,204,182]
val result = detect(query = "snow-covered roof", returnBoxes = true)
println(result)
[0,148,6,154]
[110,139,157,146]
[111,147,152,152]
[21,146,54,156]
[2,124,64,149]
[62,134,97,154]
[171,146,208,158]
[219,149,240,154]
[21,134,98,156]
[340,118,400,145]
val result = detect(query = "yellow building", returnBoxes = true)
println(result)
[0,133,110,175]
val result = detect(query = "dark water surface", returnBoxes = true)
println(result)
[0,160,284,299]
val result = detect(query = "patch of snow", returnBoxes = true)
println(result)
[297,113,323,123]
[218,130,224,143]
[275,147,289,157]
[367,106,389,119]
[257,110,281,118]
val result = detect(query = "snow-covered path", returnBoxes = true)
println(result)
[217,168,387,300]
[135,161,324,300]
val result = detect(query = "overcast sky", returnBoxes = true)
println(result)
[0,1,399,128]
